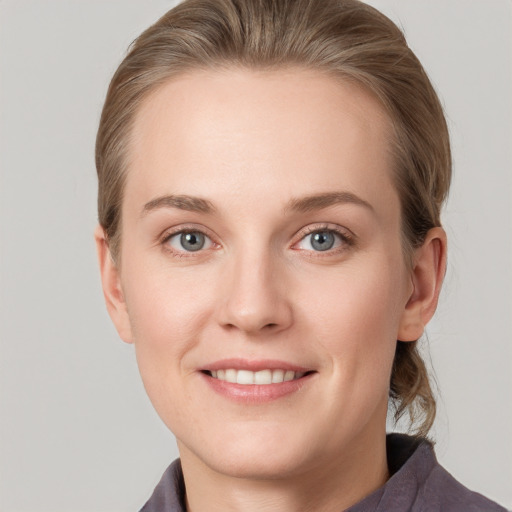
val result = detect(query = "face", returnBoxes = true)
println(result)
[110,69,417,479]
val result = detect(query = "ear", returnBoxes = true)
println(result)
[94,225,133,343]
[398,227,447,342]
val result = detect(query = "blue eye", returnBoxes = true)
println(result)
[296,230,344,252]
[310,231,335,251]
[166,231,212,252]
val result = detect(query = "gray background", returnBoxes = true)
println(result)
[0,0,511,510]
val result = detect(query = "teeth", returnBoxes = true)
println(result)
[284,370,295,382]
[237,370,254,385]
[225,369,237,383]
[271,369,284,383]
[254,369,272,385]
[208,369,306,385]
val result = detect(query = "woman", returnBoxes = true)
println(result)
[94,0,507,510]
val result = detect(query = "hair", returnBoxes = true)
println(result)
[96,0,451,437]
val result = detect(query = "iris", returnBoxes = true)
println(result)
[310,231,335,251]
[180,232,205,251]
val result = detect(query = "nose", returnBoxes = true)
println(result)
[216,249,293,336]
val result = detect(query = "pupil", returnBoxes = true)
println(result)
[311,231,334,251]
[181,232,205,251]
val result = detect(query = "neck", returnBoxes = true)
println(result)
[179,427,389,512]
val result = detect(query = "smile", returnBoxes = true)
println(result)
[200,359,316,402]
[205,369,307,385]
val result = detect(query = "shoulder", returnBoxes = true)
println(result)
[139,459,186,512]
[419,462,507,512]
[385,434,508,512]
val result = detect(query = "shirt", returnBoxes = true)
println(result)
[139,433,507,511]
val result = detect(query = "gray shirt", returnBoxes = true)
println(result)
[140,434,507,511]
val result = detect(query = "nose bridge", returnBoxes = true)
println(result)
[218,242,292,334]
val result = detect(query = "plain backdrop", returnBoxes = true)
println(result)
[0,0,511,510]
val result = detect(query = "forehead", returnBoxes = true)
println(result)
[126,67,398,217]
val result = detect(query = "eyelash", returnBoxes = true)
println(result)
[159,224,355,258]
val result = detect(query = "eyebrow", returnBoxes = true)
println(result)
[141,191,373,217]
[284,191,374,214]
[142,194,216,216]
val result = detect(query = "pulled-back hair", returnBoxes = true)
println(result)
[96,0,451,437]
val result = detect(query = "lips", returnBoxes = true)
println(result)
[200,359,316,402]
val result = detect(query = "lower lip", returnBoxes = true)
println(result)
[201,372,315,403]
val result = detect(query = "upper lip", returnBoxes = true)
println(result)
[200,358,314,373]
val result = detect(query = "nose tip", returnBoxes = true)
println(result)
[222,307,287,335]
[216,256,293,336]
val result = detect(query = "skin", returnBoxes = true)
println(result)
[96,68,446,512]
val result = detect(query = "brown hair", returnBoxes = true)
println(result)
[96,0,451,437]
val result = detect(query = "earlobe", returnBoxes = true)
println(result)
[398,227,447,342]
[94,225,134,344]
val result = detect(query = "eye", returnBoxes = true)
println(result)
[295,229,347,252]
[165,231,213,252]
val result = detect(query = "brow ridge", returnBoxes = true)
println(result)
[142,191,372,217]
[284,191,374,214]
[142,194,215,216]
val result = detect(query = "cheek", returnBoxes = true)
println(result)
[121,259,218,402]
[123,257,216,346]
[302,257,407,387]
[124,276,214,434]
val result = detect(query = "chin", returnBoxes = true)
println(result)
[208,448,311,481]
[180,422,323,480]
